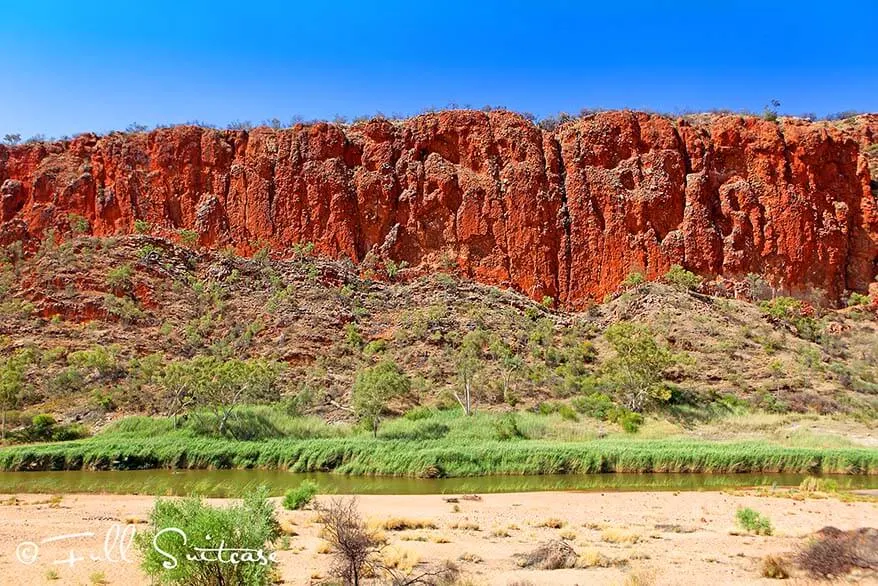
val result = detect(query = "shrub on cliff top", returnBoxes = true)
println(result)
[664,265,702,291]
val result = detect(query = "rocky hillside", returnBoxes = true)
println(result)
[0,235,876,426]
[2,111,876,309]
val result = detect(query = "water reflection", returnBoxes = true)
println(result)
[0,470,875,497]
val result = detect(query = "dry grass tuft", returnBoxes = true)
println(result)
[576,548,612,568]
[537,517,566,529]
[381,546,420,572]
[601,527,641,544]
[377,517,438,531]
[761,555,790,579]
[624,565,657,586]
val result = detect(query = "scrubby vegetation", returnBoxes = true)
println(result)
[735,507,773,535]
[0,234,876,478]
[282,480,318,510]
[135,486,279,585]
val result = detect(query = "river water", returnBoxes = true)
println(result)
[0,470,876,497]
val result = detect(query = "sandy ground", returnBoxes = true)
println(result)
[0,490,875,586]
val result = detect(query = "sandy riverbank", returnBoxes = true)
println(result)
[0,490,875,585]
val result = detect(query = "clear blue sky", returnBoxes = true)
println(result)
[3,0,876,138]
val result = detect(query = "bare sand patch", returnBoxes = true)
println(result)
[0,490,875,585]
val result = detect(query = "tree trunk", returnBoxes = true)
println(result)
[1,409,5,442]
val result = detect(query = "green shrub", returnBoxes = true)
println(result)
[381,420,450,440]
[557,404,578,421]
[136,486,279,585]
[572,392,615,419]
[622,271,645,288]
[402,406,435,421]
[345,323,363,349]
[492,412,524,440]
[847,292,870,307]
[133,219,151,234]
[68,213,90,234]
[614,410,643,433]
[736,507,773,535]
[106,263,134,290]
[178,229,199,247]
[282,480,318,510]
[14,413,88,443]
[352,360,411,436]
[664,264,702,290]
[362,340,386,355]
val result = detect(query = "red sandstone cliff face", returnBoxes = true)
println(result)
[1,111,876,308]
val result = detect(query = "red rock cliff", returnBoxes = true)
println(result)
[1,110,876,308]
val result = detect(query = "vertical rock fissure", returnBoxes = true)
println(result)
[485,115,513,282]
[550,132,573,305]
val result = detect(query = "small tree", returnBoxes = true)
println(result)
[0,350,30,440]
[491,339,523,404]
[601,323,681,412]
[157,357,284,435]
[352,360,410,437]
[2,134,21,146]
[454,330,488,416]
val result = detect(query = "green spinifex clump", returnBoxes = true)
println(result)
[136,486,279,586]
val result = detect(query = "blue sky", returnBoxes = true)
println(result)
[2,0,875,137]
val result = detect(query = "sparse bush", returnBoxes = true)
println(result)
[68,213,90,234]
[622,271,646,288]
[736,508,773,535]
[136,486,279,585]
[847,292,870,307]
[492,412,524,440]
[318,498,382,586]
[282,480,318,510]
[664,264,702,290]
[133,219,151,234]
[178,229,199,247]
[106,263,134,290]
[572,392,615,419]
[796,527,877,578]
[104,294,146,323]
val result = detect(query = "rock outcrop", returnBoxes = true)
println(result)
[1,110,876,308]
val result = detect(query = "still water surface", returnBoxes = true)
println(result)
[0,470,876,497]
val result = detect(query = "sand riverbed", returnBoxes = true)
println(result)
[0,490,875,585]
